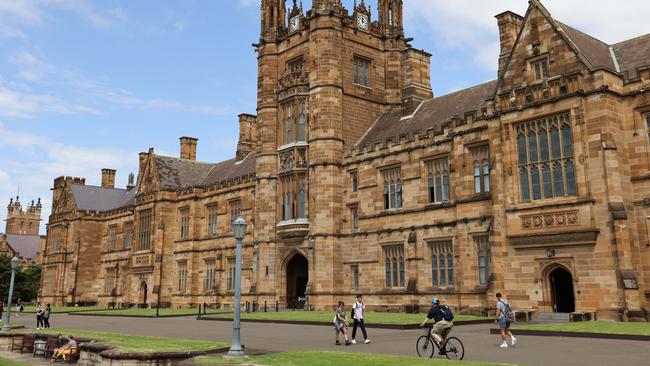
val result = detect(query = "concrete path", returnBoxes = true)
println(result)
[35,314,650,366]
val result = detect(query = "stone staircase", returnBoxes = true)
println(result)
[532,312,570,323]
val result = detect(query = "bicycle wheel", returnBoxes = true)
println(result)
[444,337,465,360]
[416,335,435,359]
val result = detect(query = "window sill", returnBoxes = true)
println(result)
[277,141,309,152]
[353,83,372,90]
[506,197,593,213]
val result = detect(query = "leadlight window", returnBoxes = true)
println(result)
[351,206,359,230]
[352,265,359,289]
[476,237,492,286]
[105,267,116,294]
[353,57,370,87]
[108,225,117,251]
[204,259,217,291]
[281,175,307,221]
[229,200,241,231]
[179,208,190,239]
[532,58,549,80]
[124,222,133,249]
[227,258,235,290]
[177,261,188,293]
[516,113,576,202]
[430,241,453,288]
[427,158,450,203]
[281,100,308,145]
[470,145,490,194]
[382,168,403,210]
[207,205,218,237]
[383,245,405,288]
[351,171,358,192]
[137,209,152,251]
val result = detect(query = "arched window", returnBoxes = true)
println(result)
[287,105,293,144]
[385,257,391,287]
[447,254,454,286]
[395,178,402,208]
[298,182,305,218]
[399,256,405,287]
[298,102,306,142]
[431,254,438,287]
[389,178,396,209]
[428,173,434,202]
[382,168,402,210]
[383,178,389,209]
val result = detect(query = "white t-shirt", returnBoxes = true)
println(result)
[353,301,365,320]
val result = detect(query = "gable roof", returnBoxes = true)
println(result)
[356,80,497,149]
[556,21,617,71]
[3,234,40,260]
[70,185,135,212]
[202,152,256,187]
[153,155,214,191]
[613,34,650,79]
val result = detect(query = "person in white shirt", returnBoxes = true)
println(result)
[351,294,370,344]
[496,293,517,348]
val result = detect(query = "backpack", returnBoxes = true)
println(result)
[500,300,515,322]
[441,305,454,321]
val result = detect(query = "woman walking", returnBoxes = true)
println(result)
[43,304,51,328]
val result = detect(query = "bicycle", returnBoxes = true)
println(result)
[416,325,465,360]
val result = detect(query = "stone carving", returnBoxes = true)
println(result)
[521,210,579,229]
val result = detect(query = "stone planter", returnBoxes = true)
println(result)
[77,343,229,366]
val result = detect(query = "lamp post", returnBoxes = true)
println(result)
[2,257,20,332]
[227,216,247,357]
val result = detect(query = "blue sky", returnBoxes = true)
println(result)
[1,0,648,233]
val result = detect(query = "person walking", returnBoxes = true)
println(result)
[36,304,44,329]
[333,301,351,346]
[350,294,370,344]
[43,304,52,329]
[495,293,516,348]
[420,298,454,355]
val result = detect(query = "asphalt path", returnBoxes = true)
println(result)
[20,314,650,366]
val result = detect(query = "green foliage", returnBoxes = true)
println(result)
[0,258,41,303]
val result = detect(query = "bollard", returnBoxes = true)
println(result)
[197,305,202,319]
[204,302,208,315]
[276,300,279,312]
[264,301,267,313]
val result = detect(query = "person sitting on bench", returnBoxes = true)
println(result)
[51,335,77,363]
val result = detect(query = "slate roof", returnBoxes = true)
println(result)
[356,80,497,148]
[70,185,135,212]
[153,155,215,191]
[3,234,40,260]
[202,152,256,187]
[556,21,617,71]
[613,34,650,79]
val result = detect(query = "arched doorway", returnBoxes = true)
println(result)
[286,253,308,309]
[139,281,148,307]
[549,267,575,313]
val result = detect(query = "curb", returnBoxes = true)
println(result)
[67,312,224,319]
[489,328,650,341]
[198,317,493,329]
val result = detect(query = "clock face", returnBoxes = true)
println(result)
[290,16,301,32]
[357,14,369,30]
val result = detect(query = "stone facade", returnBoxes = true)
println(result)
[39,0,649,320]
[1,196,45,265]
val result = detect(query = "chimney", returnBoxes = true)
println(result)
[236,114,257,161]
[495,11,524,76]
[127,172,135,189]
[180,136,198,160]
[401,48,433,117]
[101,168,116,188]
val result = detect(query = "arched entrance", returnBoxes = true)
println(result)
[285,253,308,309]
[549,267,575,313]
[139,281,148,307]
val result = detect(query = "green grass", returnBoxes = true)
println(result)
[19,328,228,353]
[79,308,231,317]
[0,357,29,366]
[195,350,510,366]
[204,311,487,325]
[21,306,98,314]
[515,321,650,336]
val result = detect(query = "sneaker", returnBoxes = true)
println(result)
[500,342,508,348]
[364,339,371,344]
[345,340,351,346]
[511,337,517,347]
[351,340,356,344]
[335,340,341,346]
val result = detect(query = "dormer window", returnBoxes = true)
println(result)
[532,58,549,80]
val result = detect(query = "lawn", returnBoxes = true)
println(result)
[0,357,29,366]
[21,305,98,314]
[515,321,650,336]
[195,350,510,366]
[20,328,228,353]
[78,308,231,317]
[204,311,487,325]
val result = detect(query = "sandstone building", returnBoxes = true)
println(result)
[39,0,650,320]
[1,196,46,265]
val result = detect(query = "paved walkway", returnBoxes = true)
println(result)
[0,350,51,365]
[23,314,650,366]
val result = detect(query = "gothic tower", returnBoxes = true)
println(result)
[378,0,403,36]
[5,196,42,235]
[261,0,286,39]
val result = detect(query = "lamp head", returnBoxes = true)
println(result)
[10,256,20,270]
[232,216,247,240]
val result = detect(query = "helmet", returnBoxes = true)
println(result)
[431,298,440,304]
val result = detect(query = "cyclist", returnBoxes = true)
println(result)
[420,298,453,354]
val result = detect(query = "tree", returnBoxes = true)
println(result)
[0,256,42,303]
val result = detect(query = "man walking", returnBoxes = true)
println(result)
[351,294,370,344]
[496,293,516,348]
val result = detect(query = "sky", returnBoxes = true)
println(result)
[0,0,648,234]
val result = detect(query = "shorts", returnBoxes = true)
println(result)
[432,320,453,336]
[498,317,511,329]
[334,321,347,333]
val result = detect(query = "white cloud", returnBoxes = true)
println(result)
[405,0,650,72]
[0,84,100,118]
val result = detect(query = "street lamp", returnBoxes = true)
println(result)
[227,216,247,357]
[2,256,20,332]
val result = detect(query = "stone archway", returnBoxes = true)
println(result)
[547,266,575,313]
[284,252,308,309]
[139,281,148,308]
